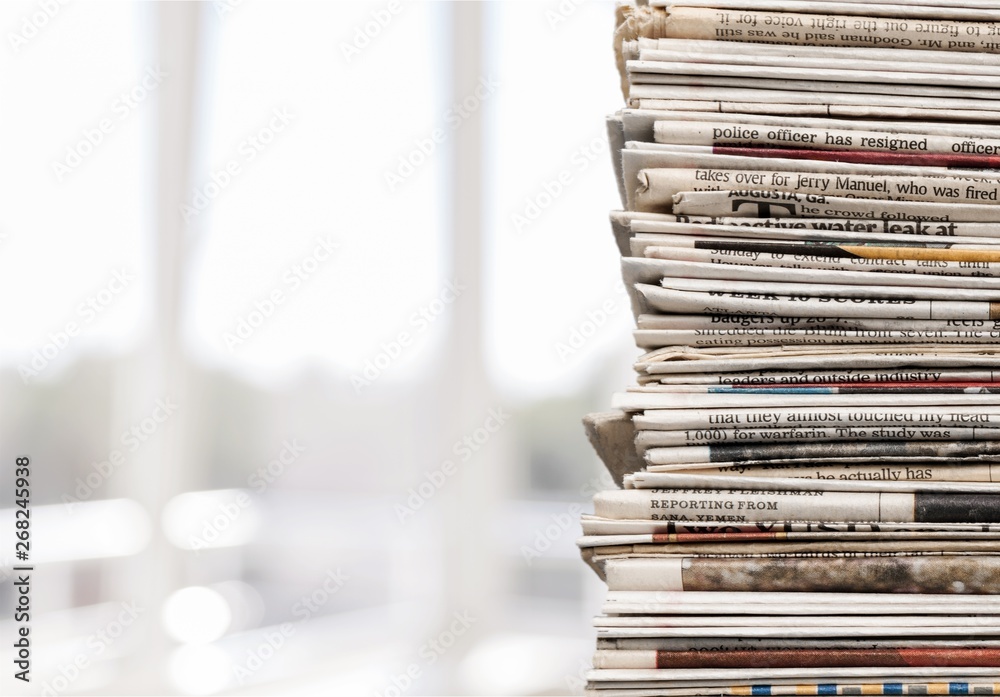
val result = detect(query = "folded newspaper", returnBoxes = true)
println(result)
[582,2,1000,695]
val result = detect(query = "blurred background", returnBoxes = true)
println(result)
[0,1,635,694]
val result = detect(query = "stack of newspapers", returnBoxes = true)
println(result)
[581,1,1000,695]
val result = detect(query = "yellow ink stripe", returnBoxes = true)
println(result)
[841,245,1000,263]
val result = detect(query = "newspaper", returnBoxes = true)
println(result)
[581,533,1000,550]
[596,622,1000,638]
[637,168,1000,213]
[645,438,1000,464]
[636,344,1000,358]
[638,316,1000,333]
[635,135,988,157]
[640,260,1000,295]
[657,6,1000,51]
[630,76,996,101]
[645,239,1000,261]
[587,682,1000,696]
[587,540,1000,557]
[617,147,978,212]
[635,329,1000,348]
[579,514,1000,537]
[633,215,1000,238]
[639,284,1000,320]
[631,141,1000,170]
[644,463,1000,484]
[633,97,1000,122]
[644,266,1000,298]
[591,615,1000,629]
[600,588,1000,609]
[635,405,1000,432]
[627,382,1000,391]
[803,0,1000,8]
[635,107,1000,140]
[633,39,1000,69]
[597,637,1000,650]
[585,681,1000,696]
[626,265,1000,320]
[646,244,1000,277]
[650,367,1000,385]
[637,48,1000,81]
[593,487,1000,523]
[602,555,1000,593]
[614,146,1000,218]
[636,349,1000,376]
[635,465,1000,488]
[672,189,1000,221]
[637,427,1000,448]
[592,646,1000,669]
[591,5,1000,691]
[611,391,1000,412]
[627,83,1000,113]
[632,42,1000,80]
[589,540,1000,565]
[627,471,1000,495]
[653,1,1000,21]
[630,56,1000,91]
[653,120,1000,156]
[587,666,1000,683]
[587,683,1000,696]
[586,679,1000,694]
[630,224,1000,247]
[628,75,1000,102]
[668,145,1000,169]
[630,234,985,255]
[636,329,1000,349]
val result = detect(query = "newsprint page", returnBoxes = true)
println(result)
[583,1,1000,696]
